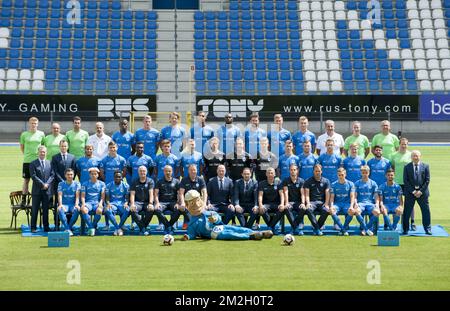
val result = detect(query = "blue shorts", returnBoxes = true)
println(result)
[85,202,100,214]
[359,203,375,215]
[59,204,75,213]
[333,203,351,215]
[384,203,399,214]
[109,202,129,215]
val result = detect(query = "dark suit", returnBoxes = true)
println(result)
[30,158,55,230]
[403,161,431,233]
[233,178,258,226]
[51,153,76,190]
[207,176,235,224]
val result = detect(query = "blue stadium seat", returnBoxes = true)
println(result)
[269,82,279,92]
[59,60,70,69]
[220,81,230,91]
[245,82,255,92]
[399,39,410,49]
[344,82,354,91]
[341,51,351,60]
[356,82,367,91]
[219,50,229,59]
[289,22,299,30]
[257,82,268,92]
[368,81,379,91]
[379,70,390,80]
[354,71,365,80]
[391,60,401,70]
[219,71,230,80]
[338,30,348,40]
[352,50,363,59]
[231,61,241,71]
[367,70,378,80]
[382,81,392,91]
[404,70,415,80]
[233,82,243,92]
[58,82,68,91]
[264,2,274,10]
[232,71,242,80]
[255,71,266,81]
[342,71,352,81]
[392,70,403,80]
[363,40,374,49]
[377,50,388,59]
[337,21,347,29]
[407,81,417,91]
[268,71,278,81]
[353,60,364,69]
[395,81,405,91]
[294,82,304,92]
[351,40,362,49]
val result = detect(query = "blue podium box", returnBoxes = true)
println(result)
[377,231,400,246]
[48,232,70,247]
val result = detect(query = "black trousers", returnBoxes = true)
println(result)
[31,192,51,230]
[246,204,278,228]
[292,204,320,230]
[210,203,236,225]
[235,204,254,227]
[293,201,328,229]
[159,202,189,227]
[403,194,431,233]
[269,203,296,228]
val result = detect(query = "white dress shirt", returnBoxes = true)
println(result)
[87,133,112,159]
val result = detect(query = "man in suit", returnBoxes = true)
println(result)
[51,140,76,204]
[402,150,431,235]
[29,146,55,232]
[233,167,258,227]
[206,165,235,224]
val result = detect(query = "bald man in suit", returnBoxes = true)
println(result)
[30,146,55,232]
[402,150,431,235]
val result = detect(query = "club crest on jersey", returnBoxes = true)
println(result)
[196,183,199,187]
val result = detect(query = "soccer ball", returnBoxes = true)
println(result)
[282,234,295,246]
[163,234,174,246]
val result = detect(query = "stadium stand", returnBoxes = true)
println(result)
[194,0,450,95]
[0,0,158,94]
[0,0,449,95]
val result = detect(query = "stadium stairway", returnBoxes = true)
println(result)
[156,10,196,113]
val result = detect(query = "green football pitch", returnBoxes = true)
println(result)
[0,146,449,290]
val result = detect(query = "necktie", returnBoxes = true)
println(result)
[244,182,248,192]
[219,179,223,191]
[41,160,45,170]
[414,164,419,183]
[62,154,66,162]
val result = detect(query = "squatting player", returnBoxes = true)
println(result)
[105,171,130,236]
[354,166,379,236]
[329,168,362,236]
[57,168,81,236]
[77,167,106,236]
[378,169,404,231]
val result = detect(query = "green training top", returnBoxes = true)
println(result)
[391,150,412,185]
[20,130,45,163]
[371,133,399,161]
[65,129,89,159]
[343,134,370,158]
[43,133,66,160]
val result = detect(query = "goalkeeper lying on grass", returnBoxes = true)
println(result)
[182,190,273,241]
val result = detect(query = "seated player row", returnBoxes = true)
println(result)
[54,157,411,237]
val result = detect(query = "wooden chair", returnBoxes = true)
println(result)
[10,191,32,229]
